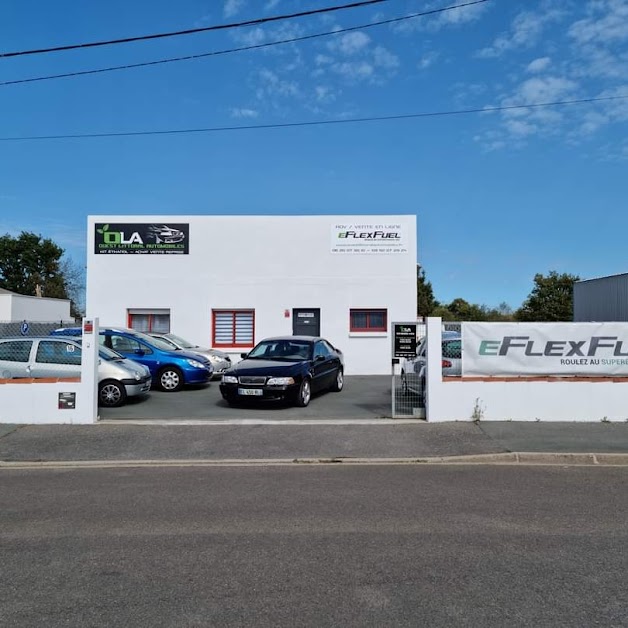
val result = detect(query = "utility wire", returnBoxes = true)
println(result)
[0,0,393,59]
[0,95,624,142]
[0,1,491,87]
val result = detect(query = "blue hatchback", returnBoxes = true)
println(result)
[50,327,213,392]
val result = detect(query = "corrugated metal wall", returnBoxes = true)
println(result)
[574,274,628,321]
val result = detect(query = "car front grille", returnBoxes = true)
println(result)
[239,376,267,385]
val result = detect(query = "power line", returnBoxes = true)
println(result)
[0,95,624,142]
[0,1,491,87]
[0,0,393,59]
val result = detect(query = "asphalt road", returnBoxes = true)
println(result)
[98,375,395,420]
[1,465,627,627]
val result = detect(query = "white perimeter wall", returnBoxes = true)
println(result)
[86,215,417,375]
[425,318,628,422]
[0,294,71,322]
[0,318,99,424]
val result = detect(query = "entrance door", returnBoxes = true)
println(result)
[292,309,321,336]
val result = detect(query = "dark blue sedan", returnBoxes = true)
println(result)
[219,336,344,407]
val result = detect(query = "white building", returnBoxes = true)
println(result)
[0,287,71,322]
[86,215,417,375]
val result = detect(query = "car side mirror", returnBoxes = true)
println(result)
[134,349,145,356]
[240,352,248,359]
[315,355,325,362]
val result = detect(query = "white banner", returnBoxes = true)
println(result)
[330,222,408,254]
[462,322,628,376]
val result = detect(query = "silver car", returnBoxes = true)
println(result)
[148,332,232,377]
[0,336,151,407]
[401,331,462,399]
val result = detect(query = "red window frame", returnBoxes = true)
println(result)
[349,308,388,332]
[127,311,170,333]
[212,309,255,348]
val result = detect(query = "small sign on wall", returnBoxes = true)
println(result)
[58,392,76,410]
[393,323,417,358]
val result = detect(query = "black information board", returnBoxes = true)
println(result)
[393,323,417,358]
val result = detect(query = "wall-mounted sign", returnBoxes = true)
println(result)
[58,392,76,410]
[393,322,417,358]
[331,222,407,254]
[94,223,189,254]
[463,322,628,376]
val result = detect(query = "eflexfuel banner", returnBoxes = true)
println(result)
[462,322,628,377]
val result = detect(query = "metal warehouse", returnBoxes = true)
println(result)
[86,215,417,375]
[573,273,628,322]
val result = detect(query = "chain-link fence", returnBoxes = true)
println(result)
[0,320,81,379]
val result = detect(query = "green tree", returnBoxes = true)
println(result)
[417,266,437,318]
[516,271,580,322]
[0,231,84,317]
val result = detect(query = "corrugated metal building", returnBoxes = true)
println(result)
[573,273,628,321]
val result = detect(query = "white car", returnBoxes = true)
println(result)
[0,336,151,407]
[401,331,462,399]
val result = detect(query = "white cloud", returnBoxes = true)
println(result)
[315,85,336,103]
[329,31,371,55]
[331,61,374,82]
[511,76,578,104]
[224,0,245,18]
[569,0,628,44]
[396,0,490,33]
[477,8,564,58]
[418,51,439,70]
[256,68,300,99]
[526,57,551,73]
[372,46,399,70]
[265,0,280,10]
[230,108,259,118]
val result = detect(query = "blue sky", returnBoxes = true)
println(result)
[0,0,627,310]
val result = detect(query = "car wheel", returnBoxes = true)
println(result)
[158,366,184,392]
[98,380,126,408]
[295,377,311,407]
[331,368,344,392]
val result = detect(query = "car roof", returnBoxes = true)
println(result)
[259,336,320,343]
[0,336,80,342]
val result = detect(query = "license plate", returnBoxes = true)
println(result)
[238,388,263,396]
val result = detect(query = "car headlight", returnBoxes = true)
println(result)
[187,359,206,369]
[222,375,238,384]
[134,372,141,381]
[266,377,295,386]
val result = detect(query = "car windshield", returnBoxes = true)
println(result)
[164,333,196,349]
[98,345,124,361]
[155,336,180,351]
[131,331,175,351]
[247,340,312,360]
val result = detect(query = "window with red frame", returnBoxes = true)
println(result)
[213,310,255,347]
[127,310,170,333]
[349,309,387,332]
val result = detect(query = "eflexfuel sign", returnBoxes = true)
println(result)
[330,222,408,254]
[462,322,628,377]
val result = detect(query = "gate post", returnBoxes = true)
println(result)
[425,317,443,422]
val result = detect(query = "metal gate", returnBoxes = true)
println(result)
[391,321,426,418]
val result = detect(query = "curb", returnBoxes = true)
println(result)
[1,452,628,469]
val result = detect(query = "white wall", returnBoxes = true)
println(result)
[8,294,71,322]
[425,317,628,422]
[86,215,417,375]
[0,319,99,424]
[0,295,11,320]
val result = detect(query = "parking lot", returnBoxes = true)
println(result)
[99,375,396,421]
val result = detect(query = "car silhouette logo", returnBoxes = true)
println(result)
[149,225,185,244]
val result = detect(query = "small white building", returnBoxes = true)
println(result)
[86,215,417,375]
[0,287,71,322]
